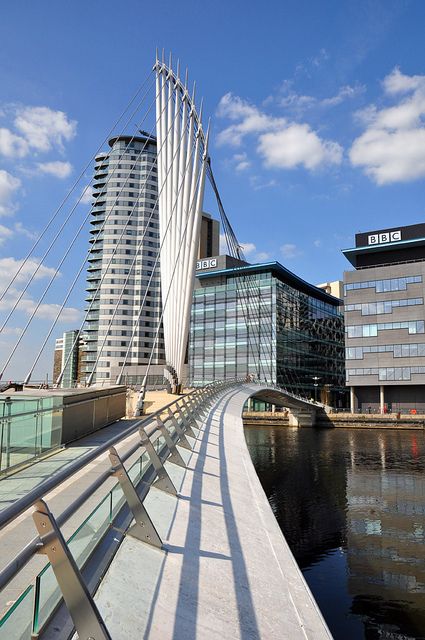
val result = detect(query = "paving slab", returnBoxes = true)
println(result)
[94,385,332,639]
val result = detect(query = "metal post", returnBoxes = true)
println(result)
[5,397,11,469]
[109,446,162,548]
[175,402,197,438]
[181,398,202,431]
[350,386,355,414]
[139,427,177,496]
[32,499,112,640]
[167,408,192,449]
[155,417,186,468]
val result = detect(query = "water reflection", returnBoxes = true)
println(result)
[244,426,425,640]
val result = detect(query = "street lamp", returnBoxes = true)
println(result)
[311,376,321,402]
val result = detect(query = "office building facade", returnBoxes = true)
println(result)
[343,223,425,412]
[189,257,345,403]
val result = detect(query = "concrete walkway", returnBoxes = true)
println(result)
[94,385,332,639]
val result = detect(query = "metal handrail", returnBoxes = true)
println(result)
[0,379,239,595]
[0,385,208,532]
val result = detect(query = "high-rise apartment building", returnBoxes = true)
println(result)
[84,133,164,384]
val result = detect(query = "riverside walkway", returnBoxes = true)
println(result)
[92,384,331,639]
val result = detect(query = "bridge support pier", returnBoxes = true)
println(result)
[287,408,316,427]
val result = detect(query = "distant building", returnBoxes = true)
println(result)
[316,280,344,300]
[343,222,425,413]
[53,330,87,387]
[189,256,345,404]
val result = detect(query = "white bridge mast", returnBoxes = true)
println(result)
[154,55,209,391]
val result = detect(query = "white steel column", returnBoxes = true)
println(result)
[380,385,385,414]
[350,386,355,413]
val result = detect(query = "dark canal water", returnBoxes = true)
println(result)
[244,425,425,640]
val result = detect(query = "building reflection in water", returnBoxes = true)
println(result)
[244,425,425,640]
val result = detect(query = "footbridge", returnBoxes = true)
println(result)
[0,53,333,639]
[0,381,331,639]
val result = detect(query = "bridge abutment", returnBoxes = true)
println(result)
[288,407,317,427]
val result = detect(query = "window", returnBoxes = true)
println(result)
[344,275,421,295]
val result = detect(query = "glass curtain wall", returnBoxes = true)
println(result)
[276,281,345,397]
[189,268,345,402]
[189,272,275,385]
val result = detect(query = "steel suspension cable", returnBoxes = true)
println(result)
[0,70,156,303]
[37,81,181,386]
[1,80,170,380]
[0,77,159,338]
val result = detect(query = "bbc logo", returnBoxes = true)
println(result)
[196,258,217,270]
[368,230,401,245]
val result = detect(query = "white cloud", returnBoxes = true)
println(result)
[0,170,21,216]
[0,286,80,323]
[217,93,342,173]
[80,185,94,205]
[313,239,322,248]
[13,221,37,240]
[249,176,277,190]
[240,242,256,255]
[0,224,14,245]
[37,161,72,179]
[255,251,271,261]
[280,243,302,259]
[232,152,251,172]
[320,84,365,107]
[258,124,343,170]
[0,222,36,246]
[216,93,286,147]
[27,302,81,322]
[0,257,57,283]
[0,128,28,158]
[350,68,425,184]
[14,106,77,152]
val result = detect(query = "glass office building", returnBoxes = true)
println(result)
[189,258,345,403]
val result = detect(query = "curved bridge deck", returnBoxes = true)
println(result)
[93,385,331,639]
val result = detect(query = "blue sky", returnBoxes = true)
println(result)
[1,0,425,379]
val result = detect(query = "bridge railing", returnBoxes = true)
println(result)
[0,378,243,640]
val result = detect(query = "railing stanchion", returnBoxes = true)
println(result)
[139,427,177,495]
[32,499,112,640]
[176,402,197,438]
[108,446,162,548]
[167,408,192,449]
[155,417,186,468]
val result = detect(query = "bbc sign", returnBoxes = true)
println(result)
[196,258,217,270]
[368,230,401,246]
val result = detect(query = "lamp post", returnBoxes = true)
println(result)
[312,376,321,402]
